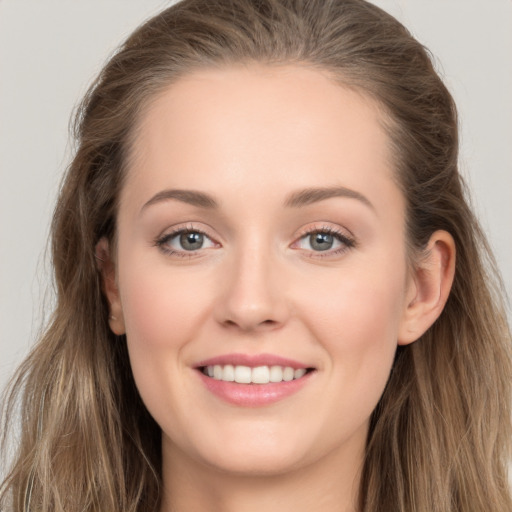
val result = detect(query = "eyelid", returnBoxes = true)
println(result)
[153,221,356,259]
[295,222,355,241]
[291,223,356,258]
[154,223,220,257]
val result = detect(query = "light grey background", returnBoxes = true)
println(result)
[1,0,511,399]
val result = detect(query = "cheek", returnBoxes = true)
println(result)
[303,257,406,344]
[299,263,407,419]
[116,258,213,417]
[119,259,211,349]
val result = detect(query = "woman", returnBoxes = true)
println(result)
[1,0,511,511]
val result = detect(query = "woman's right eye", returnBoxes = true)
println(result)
[156,229,217,256]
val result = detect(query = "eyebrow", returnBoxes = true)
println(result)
[284,186,375,211]
[140,185,374,214]
[141,189,219,213]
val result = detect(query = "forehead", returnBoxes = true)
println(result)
[122,64,400,216]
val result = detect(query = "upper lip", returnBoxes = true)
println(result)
[195,353,313,370]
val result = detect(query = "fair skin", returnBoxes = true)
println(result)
[98,64,455,512]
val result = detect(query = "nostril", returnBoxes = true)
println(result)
[221,318,280,331]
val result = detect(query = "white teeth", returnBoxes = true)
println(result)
[213,365,223,380]
[294,368,307,379]
[204,364,309,384]
[269,365,283,382]
[223,364,235,382]
[283,367,294,381]
[234,365,252,383]
[251,366,270,384]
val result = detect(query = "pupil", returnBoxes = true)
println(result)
[180,232,203,250]
[311,233,333,251]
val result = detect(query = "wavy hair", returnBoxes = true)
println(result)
[1,0,511,510]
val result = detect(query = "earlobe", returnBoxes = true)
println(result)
[95,238,126,335]
[398,230,456,345]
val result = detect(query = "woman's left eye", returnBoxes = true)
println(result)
[156,229,217,255]
[294,229,355,255]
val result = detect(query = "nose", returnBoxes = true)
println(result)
[214,241,290,333]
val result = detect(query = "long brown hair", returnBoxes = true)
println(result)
[1,1,511,510]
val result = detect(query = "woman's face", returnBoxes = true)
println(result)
[109,64,416,476]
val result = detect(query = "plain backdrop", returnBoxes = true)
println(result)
[1,0,511,399]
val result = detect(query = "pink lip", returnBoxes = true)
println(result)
[196,370,315,407]
[195,353,311,370]
[193,353,316,407]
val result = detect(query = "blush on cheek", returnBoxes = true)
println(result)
[119,267,207,410]
[121,285,185,434]
[120,263,204,346]
[123,287,167,346]
[305,275,403,403]
[313,278,403,347]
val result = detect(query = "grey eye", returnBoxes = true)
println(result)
[294,229,351,255]
[157,228,217,256]
[179,232,205,250]
[309,232,334,251]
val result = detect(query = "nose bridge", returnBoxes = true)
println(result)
[215,230,288,331]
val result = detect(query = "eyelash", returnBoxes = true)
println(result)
[295,225,356,258]
[154,225,215,258]
[154,224,356,259]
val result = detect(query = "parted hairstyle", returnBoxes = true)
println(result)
[1,0,511,511]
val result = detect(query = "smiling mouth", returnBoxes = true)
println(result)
[200,364,315,384]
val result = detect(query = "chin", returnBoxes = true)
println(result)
[200,448,308,477]
[165,424,315,477]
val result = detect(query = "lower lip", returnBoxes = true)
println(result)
[196,370,315,407]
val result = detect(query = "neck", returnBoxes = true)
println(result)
[159,437,364,512]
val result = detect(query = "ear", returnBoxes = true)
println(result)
[398,230,456,345]
[95,237,126,335]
